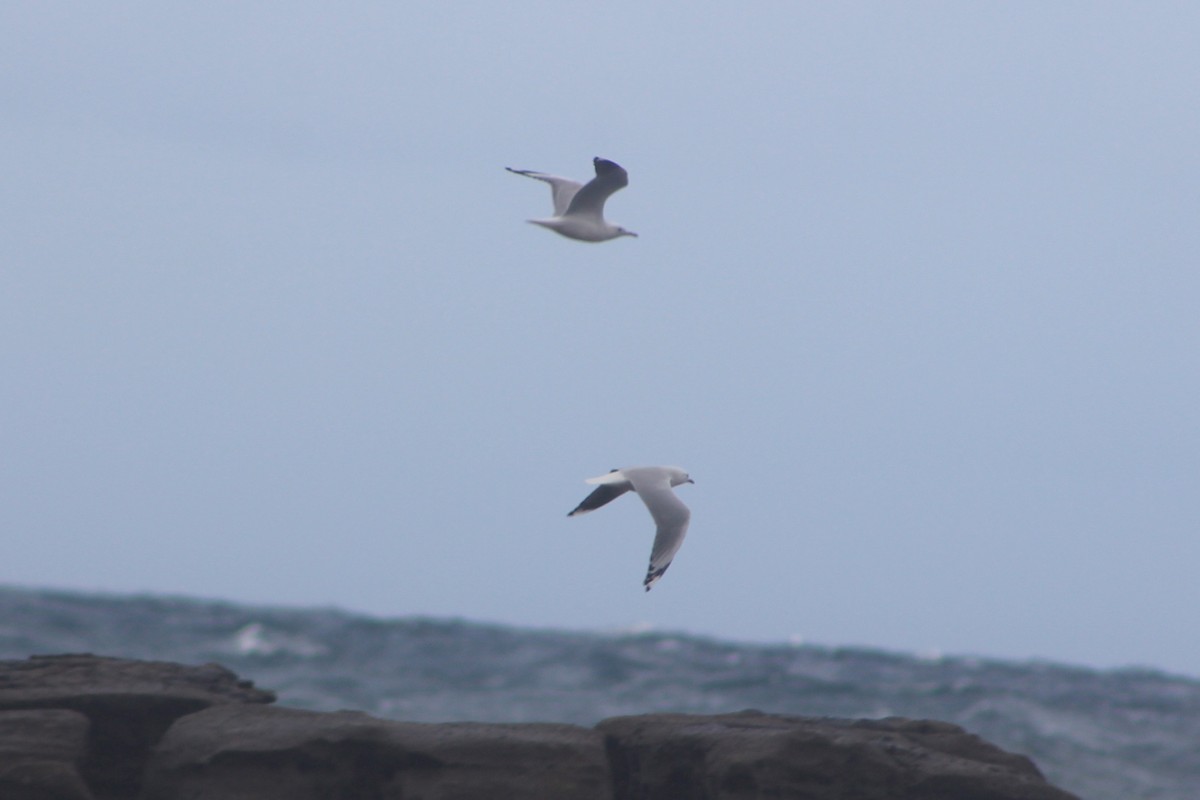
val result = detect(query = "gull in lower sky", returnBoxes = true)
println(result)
[568,466,694,591]
[506,157,638,242]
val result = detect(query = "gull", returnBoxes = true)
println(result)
[506,157,638,242]
[568,466,694,591]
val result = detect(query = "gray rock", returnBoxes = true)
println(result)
[141,703,613,800]
[0,654,274,710]
[0,709,93,800]
[0,654,273,799]
[598,710,1081,800]
[0,655,1083,800]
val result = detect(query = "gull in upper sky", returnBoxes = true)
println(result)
[568,466,694,591]
[506,157,638,242]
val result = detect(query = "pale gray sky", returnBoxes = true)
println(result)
[2,2,1198,675]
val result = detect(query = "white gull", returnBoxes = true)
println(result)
[568,466,693,591]
[506,157,638,242]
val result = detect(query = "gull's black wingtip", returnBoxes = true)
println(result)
[592,157,624,174]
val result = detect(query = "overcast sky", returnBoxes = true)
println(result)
[2,3,1198,676]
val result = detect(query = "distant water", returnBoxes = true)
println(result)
[2,586,1197,800]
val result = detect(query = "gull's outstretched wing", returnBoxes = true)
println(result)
[563,158,629,220]
[567,477,632,516]
[627,471,691,592]
[505,167,583,216]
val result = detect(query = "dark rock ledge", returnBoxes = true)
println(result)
[0,653,1079,800]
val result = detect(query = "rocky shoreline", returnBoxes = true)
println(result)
[0,653,1079,799]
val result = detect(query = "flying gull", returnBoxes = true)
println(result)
[568,466,694,591]
[506,157,638,242]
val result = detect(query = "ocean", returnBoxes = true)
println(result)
[1,585,1196,800]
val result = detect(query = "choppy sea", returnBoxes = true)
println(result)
[1,585,1196,800]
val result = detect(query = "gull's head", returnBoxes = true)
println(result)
[666,467,694,487]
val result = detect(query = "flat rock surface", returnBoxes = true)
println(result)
[598,710,1082,800]
[0,654,274,709]
[142,703,613,800]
